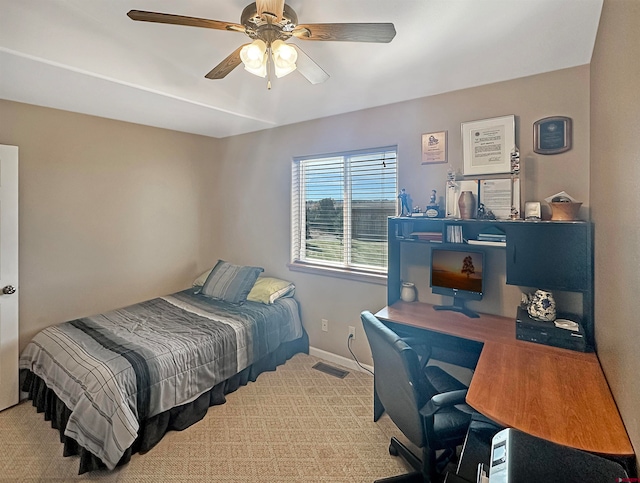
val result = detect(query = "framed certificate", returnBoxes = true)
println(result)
[421,130,447,164]
[462,115,516,176]
[533,116,572,154]
[479,178,521,220]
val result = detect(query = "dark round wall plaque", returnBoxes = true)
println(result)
[533,116,572,155]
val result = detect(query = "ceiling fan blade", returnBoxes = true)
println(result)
[127,10,245,33]
[256,0,285,22]
[293,23,396,43]
[291,45,329,85]
[205,45,245,79]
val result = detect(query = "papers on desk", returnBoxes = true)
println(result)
[554,318,580,331]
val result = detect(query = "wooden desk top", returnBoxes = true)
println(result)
[375,302,634,457]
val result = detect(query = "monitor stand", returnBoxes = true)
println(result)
[434,297,480,318]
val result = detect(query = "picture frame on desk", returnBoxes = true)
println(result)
[446,179,479,218]
[479,178,521,220]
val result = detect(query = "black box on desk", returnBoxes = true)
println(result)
[489,427,627,482]
[515,307,587,352]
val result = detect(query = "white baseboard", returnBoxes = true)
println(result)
[308,346,374,374]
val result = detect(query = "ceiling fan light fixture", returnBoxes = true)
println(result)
[240,39,268,77]
[271,39,298,78]
[128,4,396,86]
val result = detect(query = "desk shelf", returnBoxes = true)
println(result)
[388,217,594,346]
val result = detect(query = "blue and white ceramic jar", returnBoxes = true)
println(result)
[527,289,557,322]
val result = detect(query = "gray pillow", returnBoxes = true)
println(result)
[200,260,263,305]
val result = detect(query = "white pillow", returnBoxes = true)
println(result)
[193,269,212,287]
[246,277,295,304]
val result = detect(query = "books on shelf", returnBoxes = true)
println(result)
[477,235,506,242]
[468,239,507,247]
[476,226,506,243]
[424,224,507,247]
[446,225,463,243]
[410,231,442,242]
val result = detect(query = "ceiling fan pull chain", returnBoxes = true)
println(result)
[267,50,272,90]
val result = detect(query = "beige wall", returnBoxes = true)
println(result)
[1,66,593,367]
[212,65,591,363]
[0,100,220,351]
[591,0,640,459]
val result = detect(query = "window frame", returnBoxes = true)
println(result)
[289,146,398,284]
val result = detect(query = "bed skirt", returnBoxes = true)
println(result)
[21,330,309,474]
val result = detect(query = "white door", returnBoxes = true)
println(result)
[0,145,19,411]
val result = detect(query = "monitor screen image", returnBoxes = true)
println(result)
[430,246,484,318]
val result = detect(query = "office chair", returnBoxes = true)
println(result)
[361,311,474,483]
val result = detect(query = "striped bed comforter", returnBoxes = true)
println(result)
[19,288,303,470]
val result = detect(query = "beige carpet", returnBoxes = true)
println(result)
[0,353,415,482]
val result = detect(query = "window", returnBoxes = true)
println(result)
[291,146,397,276]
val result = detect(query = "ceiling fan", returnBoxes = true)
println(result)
[127,0,396,88]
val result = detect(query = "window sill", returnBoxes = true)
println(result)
[287,262,387,285]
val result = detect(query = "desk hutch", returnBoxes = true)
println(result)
[386,217,594,346]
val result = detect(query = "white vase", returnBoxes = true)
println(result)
[400,282,416,302]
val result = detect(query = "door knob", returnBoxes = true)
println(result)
[2,285,16,295]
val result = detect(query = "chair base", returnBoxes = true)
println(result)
[374,471,424,483]
[377,437,456,483]
[389,437,423,472]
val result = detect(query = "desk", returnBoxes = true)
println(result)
[375,301,634,459]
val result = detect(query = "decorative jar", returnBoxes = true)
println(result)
[527,289,557,321]
[400,282,417,302]
[550,201,582,221]
[458,191,476,219]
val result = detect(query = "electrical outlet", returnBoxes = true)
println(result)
[321,318,328,332]
[348,326,356,340]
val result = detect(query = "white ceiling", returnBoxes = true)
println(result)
[0,0,603,139]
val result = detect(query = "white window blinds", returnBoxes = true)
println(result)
[291,146,397,273]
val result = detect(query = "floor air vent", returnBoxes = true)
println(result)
[312,362,349,379]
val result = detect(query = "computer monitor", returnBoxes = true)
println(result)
[430,245,484,318]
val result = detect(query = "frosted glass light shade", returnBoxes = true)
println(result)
[240,39,267,77]
[271,40,297,78]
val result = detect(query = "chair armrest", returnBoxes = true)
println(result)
[420,389,468,417]
[431,389,468,407]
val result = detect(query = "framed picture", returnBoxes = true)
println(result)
[479,178,521,220]
[446,179,479,218]
[533,116,572,154]
[421,131,447,164]
[462,115,515,175]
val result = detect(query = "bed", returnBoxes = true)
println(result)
[19,262,308,474]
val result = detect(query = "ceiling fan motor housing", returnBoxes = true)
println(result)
[241,3,298,44]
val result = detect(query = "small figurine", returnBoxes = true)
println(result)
[398,188,411,216]
[510,146,520,175]
[476,203,496,220]
[426,189,440,218]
